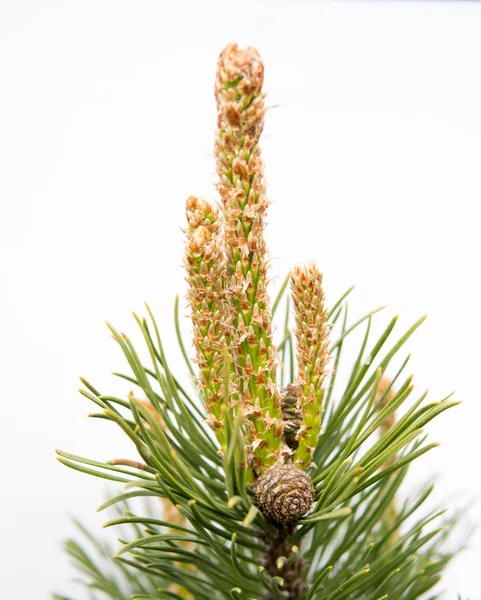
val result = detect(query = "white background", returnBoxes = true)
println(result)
[1,1,480,598]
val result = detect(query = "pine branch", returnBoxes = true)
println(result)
[55,42,466,600]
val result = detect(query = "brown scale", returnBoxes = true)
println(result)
[281,384,302,452]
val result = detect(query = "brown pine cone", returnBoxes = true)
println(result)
[281,385,302,451]
[256,463,314,522]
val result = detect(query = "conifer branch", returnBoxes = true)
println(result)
[55,42,465,600]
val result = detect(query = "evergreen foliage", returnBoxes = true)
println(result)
[55,43,462,600]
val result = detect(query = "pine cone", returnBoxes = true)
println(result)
[256,463,314,522]
[281,385,302,450]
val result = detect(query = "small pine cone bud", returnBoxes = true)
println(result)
[281,385,302,450]
[256,463,314,522]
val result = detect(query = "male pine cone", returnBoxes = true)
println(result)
[256,463,314,522]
